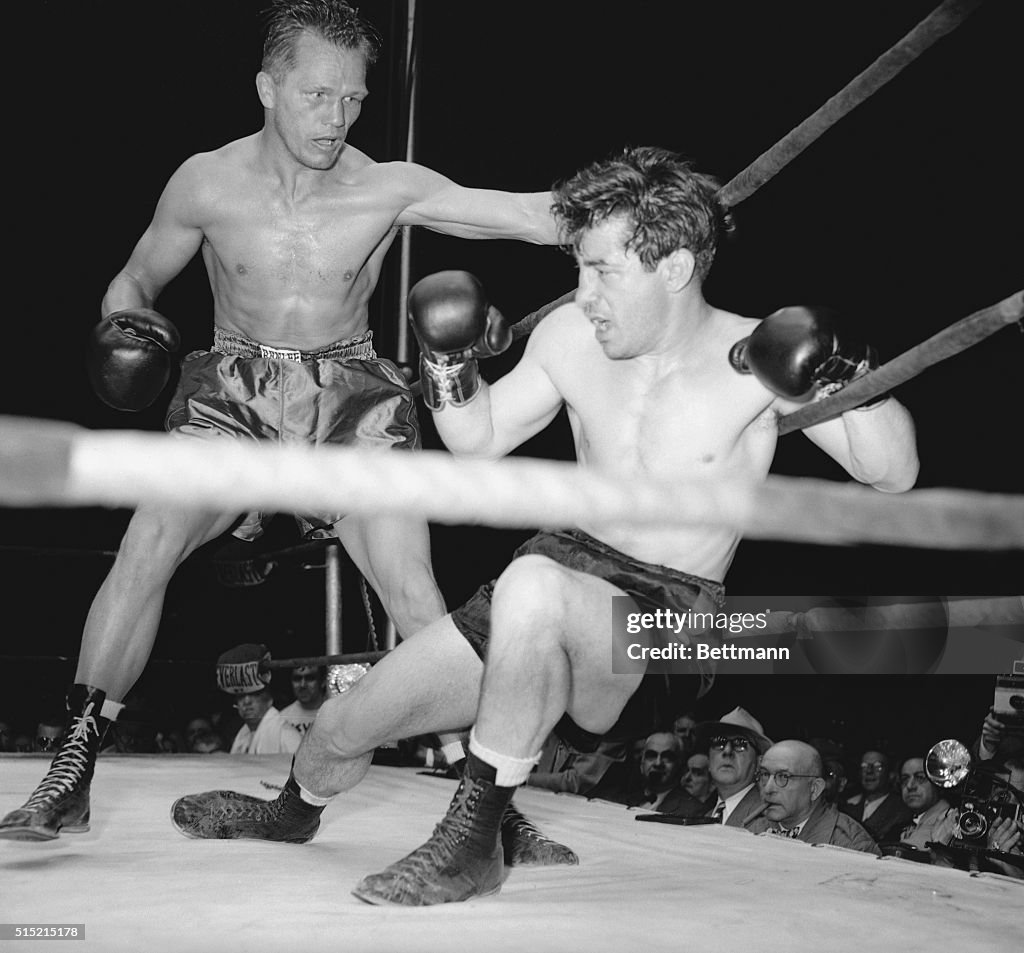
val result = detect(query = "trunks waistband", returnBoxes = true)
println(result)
[211,326,376,362]
[554,528,726,605]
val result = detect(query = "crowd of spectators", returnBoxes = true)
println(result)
[3,652,1021,880]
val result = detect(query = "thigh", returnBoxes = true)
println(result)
[333,512,433,588]
[317,614,483,752]
[493,561,646,736]
[118,502,242,562]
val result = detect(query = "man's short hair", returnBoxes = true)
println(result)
[552,145,733,280]
[262,0,382,79]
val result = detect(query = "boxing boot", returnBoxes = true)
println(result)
[0,685,111,841]
[352,752,512,906]
[448,756,578,866]
[501,801,579,866]
[171,772,322,843]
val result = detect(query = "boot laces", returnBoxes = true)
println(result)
[503,804,551,843]
[22,707,98,808]
[385,780,475,882]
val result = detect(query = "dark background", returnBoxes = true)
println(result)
[2,1,1021,759]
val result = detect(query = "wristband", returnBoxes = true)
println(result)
[418,354,481,410]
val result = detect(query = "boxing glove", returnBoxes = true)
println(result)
[728,305,879,403]
[87,308,181,411]
[408,270,511,410]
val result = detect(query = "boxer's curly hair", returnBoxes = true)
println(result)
[262,0,381,80]
[552,146,734,281]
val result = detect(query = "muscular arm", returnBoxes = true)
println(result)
[432,310,567,459]
[778,397,920,492]
[390,162,558,245]
[101,156,208,316]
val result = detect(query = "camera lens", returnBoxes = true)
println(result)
[958,810,988,838]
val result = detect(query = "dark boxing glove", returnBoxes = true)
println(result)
[728,305,883,404]
[87,308,181,411]
[408,270,511,410]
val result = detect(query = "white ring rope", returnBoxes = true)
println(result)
[1,415,1022,550]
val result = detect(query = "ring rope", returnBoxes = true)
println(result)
[263,650,388,670]
[778,290,1023,434]
[1,415,1022,550]
[716,0,985,208]
[501,0,985,346]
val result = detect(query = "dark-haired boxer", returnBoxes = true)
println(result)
[341,145,919,905]
[0,0,564,857]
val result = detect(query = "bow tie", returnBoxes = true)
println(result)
[769,826,801,838]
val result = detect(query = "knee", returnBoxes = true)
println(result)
[492,555,569,630]
[304,693,374,760]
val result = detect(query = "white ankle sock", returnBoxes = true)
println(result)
[439,739,466,765]
[100,699,124,721]
[469,727,540,788]
[295,780,334,807]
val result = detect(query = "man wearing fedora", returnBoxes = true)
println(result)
[697,706,772,826]
[217,644,301,756]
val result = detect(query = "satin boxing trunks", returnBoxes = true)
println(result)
[165,326,420,540]
[450,528,726,750]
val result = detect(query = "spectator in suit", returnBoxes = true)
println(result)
[623,732,703,814]
[682,752,714,805]
[841,748,912,842]
[744,740,880,854]
[894,755,953,851]
[697,707,771,827]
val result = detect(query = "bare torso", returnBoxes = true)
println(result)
[189,136,411,349]
[537,304,779,581]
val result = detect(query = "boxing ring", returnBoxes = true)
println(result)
[1,754,1020,953]
[1,2,1023,950]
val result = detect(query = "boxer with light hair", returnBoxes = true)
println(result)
[0,0,562,848]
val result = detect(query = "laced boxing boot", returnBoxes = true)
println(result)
[0,685,111,841]
[352,752,513,906]
[447,756,579,866]
[501,801,579,866]
[171,772,323,843]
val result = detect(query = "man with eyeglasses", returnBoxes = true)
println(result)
[696,707,772,826]
[840,748,912,842]
[33,716,65,754]
[744,740,880,853]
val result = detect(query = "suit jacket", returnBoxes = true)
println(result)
[711,785,767,828]
[841,792,913,842]
[747,798,881,855]
[662,789,718,819]
[625,785,706,815]
[899,798,954,850]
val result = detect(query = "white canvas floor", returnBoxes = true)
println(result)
[1,754,1021,953]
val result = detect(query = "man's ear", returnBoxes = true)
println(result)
[256,71,276,109]
[662,248,696,292]
[810,777,827,802]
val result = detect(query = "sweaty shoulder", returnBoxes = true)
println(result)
[713,307,760,348]
[353,160,454,202]
[159,137,261,220]
[522,299,594,356]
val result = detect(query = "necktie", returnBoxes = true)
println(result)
[770,826,800,838]
[711,799,726,823]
